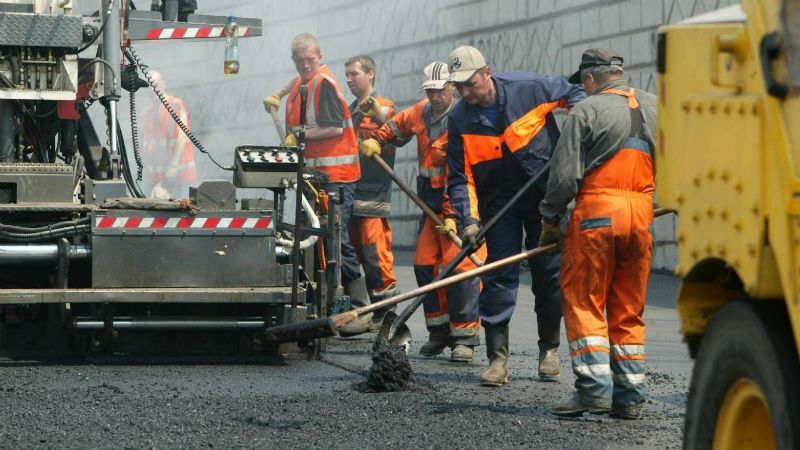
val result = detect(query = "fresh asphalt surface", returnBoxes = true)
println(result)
[0,252,691,449]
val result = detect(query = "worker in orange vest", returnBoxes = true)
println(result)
[540,49,656,420]
[140,70,197,199]
[264,33,372,336]
[362,62,487,362]
[344,55,400,329]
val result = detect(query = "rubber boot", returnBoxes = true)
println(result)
[338,277,373,337]
[537,316,561,381]
[480,326,509,387]
[450,344,474,363]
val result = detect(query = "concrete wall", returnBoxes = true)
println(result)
[119,0,740,271]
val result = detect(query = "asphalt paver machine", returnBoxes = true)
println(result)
[0,0,338,356]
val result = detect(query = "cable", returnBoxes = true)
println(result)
[116,121,146,198]
[75,0,115,54]
[128,84,144,181]
[123,47,232,171]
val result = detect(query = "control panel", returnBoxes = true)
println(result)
[233,145,301,188]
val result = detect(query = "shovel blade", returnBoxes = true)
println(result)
[372,311,412,354]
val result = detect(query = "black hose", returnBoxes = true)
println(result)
[0,217,90,233]
[0,224,91,242]
[116,121,146,198]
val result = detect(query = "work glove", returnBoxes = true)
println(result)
[359,138,382,158]
[358,96,380,118]
[461,223,484,249]
[281,133,298,147]
[435,217,457,236]
[263,92,281,113]
[538,219,563,254]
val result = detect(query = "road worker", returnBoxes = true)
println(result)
[140,70,197,199]
[445,45,585,386]
[264,33,372,336]
[540,49,656,420]
[344,55,400,328]
[362,62,487,362]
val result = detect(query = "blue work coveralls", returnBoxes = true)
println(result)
[446,72,585,329]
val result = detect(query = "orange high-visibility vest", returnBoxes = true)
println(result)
[142,95,197,185]
[285,65,360,183]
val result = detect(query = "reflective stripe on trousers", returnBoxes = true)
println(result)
[561,146,653,408]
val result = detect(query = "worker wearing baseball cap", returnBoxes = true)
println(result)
[540,48,656,419]
[361,62,487,362]
[445,45,585,386]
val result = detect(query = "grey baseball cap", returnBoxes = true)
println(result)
[568,48,624,84]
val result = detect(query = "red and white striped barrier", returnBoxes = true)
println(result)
[95,216,272,229]
[145,26,252,40]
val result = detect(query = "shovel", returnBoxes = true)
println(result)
[261,241,559,344]
[261,207,673,344]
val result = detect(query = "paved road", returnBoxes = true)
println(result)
[0,255,691,449]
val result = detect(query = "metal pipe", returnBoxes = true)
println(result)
[74,317,266,330]
[0,244,91,264]
[101,0,121,178]
[291,86,308,309]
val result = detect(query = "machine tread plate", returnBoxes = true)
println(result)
[0,287,304,304]
[0,12,83,48]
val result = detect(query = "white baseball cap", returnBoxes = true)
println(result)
[447,45,487,83]
[420,61,450,92]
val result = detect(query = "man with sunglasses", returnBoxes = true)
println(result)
[264,33,373,336]
[445,45,585,387]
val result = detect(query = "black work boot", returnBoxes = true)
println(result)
[537,316,561,381]
[338,277,373,337]
[480,326,509,387]
[419,330,450,357]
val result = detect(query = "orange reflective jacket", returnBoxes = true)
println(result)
[286,65,360,183]
[373,98,452,214]
[142,95,197,185]
[447,73,585,226]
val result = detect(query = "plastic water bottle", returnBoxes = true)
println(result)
[224,16,239,75]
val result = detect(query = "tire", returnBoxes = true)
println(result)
[683,301,800,450]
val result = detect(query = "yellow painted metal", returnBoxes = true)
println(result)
[657,0,800,350]
[677,276,740,335]
[713,378,776,450]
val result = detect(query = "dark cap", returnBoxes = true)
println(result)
[568,48,624,84]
